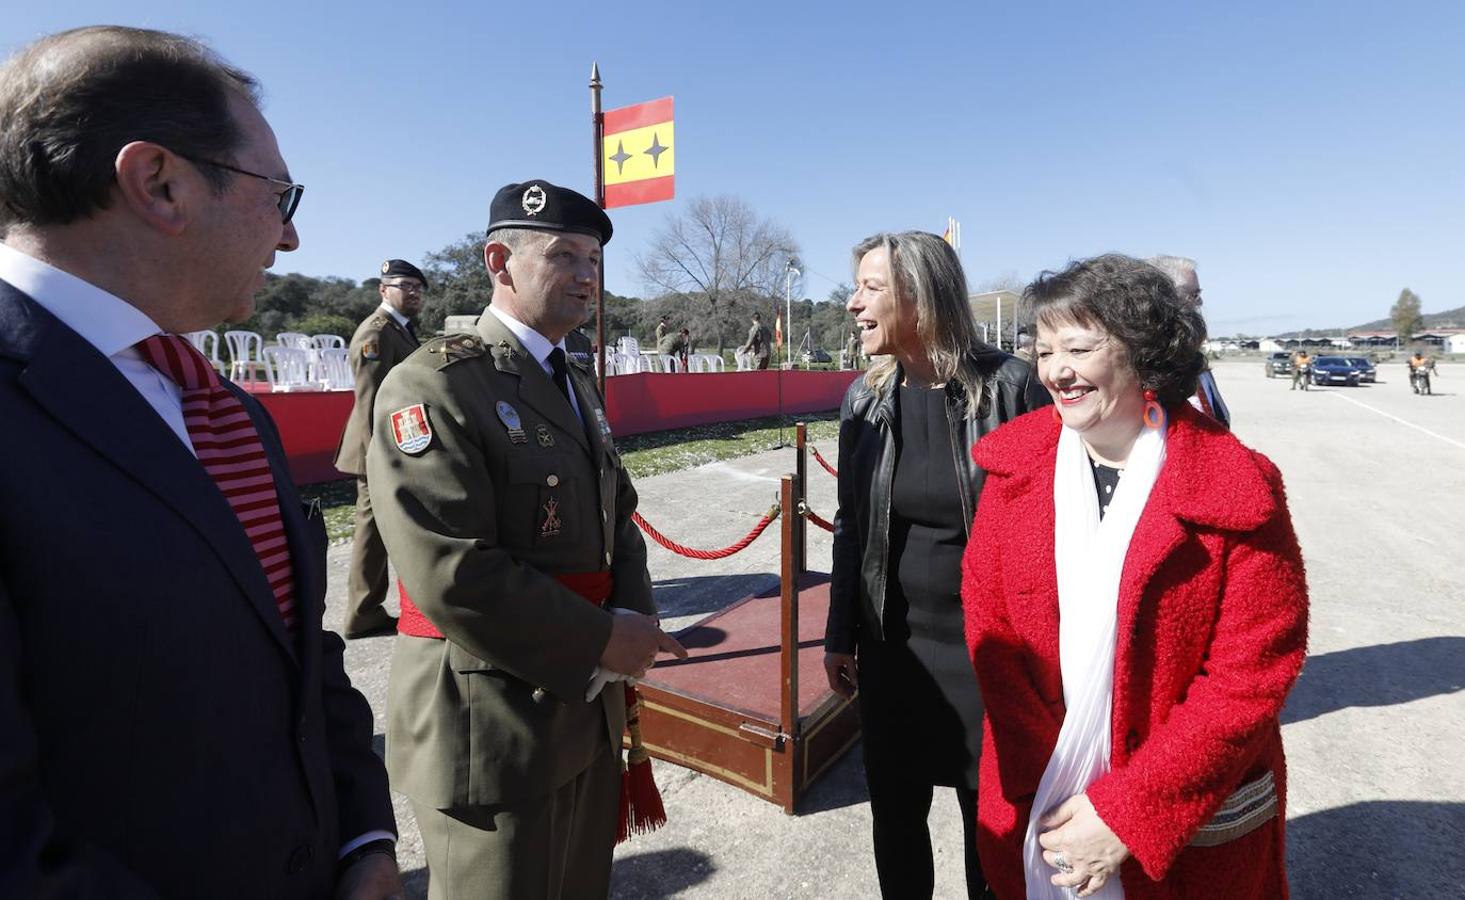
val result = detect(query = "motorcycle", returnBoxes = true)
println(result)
[1295,362,1311,391]
[1411,366,1433,395]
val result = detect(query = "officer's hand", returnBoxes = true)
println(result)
[601,612,688,677]
[823,652,858,699]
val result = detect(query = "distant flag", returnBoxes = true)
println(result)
[602,96,675,208]
[942,216,961,252]
[775,312,783,348]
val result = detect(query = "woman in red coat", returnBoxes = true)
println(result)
[961,255,1308,899]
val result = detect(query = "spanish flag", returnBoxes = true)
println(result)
[602,97,675,208]
[775,312,783,349]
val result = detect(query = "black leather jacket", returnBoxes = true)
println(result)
[825,349,1051,653]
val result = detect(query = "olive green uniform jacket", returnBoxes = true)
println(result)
[367,311,655,808]
[334,309,418,476]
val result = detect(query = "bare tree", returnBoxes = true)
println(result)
[636,195,800,350]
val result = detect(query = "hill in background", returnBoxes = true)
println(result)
[1348,304,1465,332]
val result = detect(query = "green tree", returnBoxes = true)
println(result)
[1391,288,1422,347]
[421,232,494,334]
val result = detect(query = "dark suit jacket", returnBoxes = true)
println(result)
[0,280,394,898]
[333,309,418,476]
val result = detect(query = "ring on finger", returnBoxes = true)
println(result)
[1053,853,1073,874]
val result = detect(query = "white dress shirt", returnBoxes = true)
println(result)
[0,242,194,452]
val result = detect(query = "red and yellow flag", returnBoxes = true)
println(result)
[774,312,783,348]
[602,97,675,208]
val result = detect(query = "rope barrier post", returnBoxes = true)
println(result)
[794,422,808,575]
[779,474,801,748]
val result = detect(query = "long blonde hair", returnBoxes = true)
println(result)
[855,231,990,410]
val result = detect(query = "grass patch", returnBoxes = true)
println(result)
[617,413,838,478]
[298,413,841,544]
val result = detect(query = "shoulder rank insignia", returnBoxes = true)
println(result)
[389,404,432,454]
[437,334,484,363]
[361,340,379,361]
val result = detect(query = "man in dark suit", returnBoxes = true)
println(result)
[0,26,399,897]
[333,258,425,638]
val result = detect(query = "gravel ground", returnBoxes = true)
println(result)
[326,358,1465,898]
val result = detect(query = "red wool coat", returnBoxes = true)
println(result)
[961,404,1308,900]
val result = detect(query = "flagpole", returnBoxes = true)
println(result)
[590,62,608,393]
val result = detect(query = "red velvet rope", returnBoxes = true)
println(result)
[632,505,780,560]
[803,506,835,533]
[810,444,839,478]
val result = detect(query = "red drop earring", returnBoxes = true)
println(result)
[1142,390,1164,429]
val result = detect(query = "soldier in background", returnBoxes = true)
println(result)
[740,311,773,369]
[369,179,685,899]
[658,326,691,372]
[333,258,425,638]
[654,313,670,346]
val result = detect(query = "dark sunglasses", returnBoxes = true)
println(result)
[175,152,304,224]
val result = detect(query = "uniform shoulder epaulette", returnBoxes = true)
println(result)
[425,333,486,369]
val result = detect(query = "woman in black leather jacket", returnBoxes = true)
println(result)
[824,231,1049,899]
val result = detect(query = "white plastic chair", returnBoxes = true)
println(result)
[310,334,345,350]
[696,353,724,372]
[224,330,264,383]
[617,336,641,356]
[318,348,352,390]
[734,350,753,372]
[657,354,679,373]
[261,346,312,392]
[183,330,221,366]
[275,332,312,351]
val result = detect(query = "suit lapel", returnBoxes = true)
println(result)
[18,318,298,662]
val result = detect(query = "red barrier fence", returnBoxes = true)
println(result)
[253,369,859,486]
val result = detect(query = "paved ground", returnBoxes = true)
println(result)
[327,357,1464,898]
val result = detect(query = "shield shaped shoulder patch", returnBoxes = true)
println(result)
[390,404,433,455]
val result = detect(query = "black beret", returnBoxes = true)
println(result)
[487,179,613,246]
[379,259,428,289]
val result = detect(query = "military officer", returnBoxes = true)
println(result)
[368,179,686,900]
[657,326,691,372]
[739,310,773,369]
[654,313,670,346]
[333,258,426,638]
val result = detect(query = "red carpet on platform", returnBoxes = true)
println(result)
[247,370,860,485]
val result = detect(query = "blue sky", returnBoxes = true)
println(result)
[6,1,1462,333]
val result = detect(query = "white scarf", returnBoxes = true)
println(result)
[1022,422,1167,900]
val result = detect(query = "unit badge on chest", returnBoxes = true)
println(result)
[389,404,432,455]
[495,401,527,444]
[540,496,562,537]
[536,424,555,448]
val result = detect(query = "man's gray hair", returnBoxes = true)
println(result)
[1147,255,1199,300]
[487,227,551,254]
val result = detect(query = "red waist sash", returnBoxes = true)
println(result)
[397,571,613,639]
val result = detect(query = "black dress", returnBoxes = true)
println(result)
[857,384,983,787]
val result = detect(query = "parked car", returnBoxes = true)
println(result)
[1346,356,1377,383]
[800,348,832,364]
[1264,352,1293,378]
[1311,356,1361,386]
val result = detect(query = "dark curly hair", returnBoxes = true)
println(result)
[1024,254,1207,407]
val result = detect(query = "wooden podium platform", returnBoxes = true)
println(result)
[636,575,858,814]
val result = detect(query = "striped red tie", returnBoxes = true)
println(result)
[136,335,297,631]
